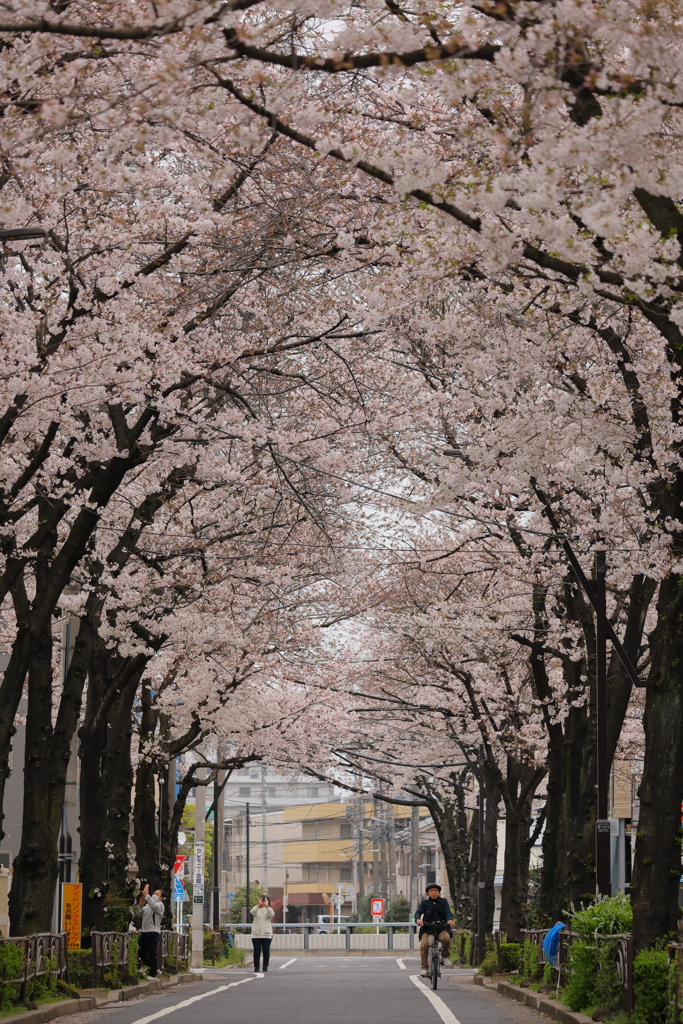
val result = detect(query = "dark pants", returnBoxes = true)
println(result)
[139,931,160,977]
[252,938,272,971]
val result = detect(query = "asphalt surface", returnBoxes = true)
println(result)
[52,959,545,1024]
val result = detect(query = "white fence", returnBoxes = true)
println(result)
[233,932,414,951]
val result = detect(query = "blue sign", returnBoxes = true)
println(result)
[227,893,234,899]
[173,877,184,898]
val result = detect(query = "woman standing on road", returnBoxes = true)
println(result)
[251,894,275,972]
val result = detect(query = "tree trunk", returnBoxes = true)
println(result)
[79,643,108,932]
[9,607,94,934]
[500,760,543,940]
[9,625,58,934]
[483,767,500,935]
[631,572,683,949]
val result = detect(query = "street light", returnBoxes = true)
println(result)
[0,227,46,240]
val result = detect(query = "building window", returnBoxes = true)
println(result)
[239,787,250,798]
[307,786,318,797]
[266,787,276,797]
[340,866,352,880]
[340,822,352,838]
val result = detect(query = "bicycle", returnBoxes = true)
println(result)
[422,921,447,990]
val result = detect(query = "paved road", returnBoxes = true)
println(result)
[56,959,547,1024]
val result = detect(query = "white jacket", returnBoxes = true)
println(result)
[250,904,274,938]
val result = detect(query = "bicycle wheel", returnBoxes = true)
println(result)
[430,949,439,990]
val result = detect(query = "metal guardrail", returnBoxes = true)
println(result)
[1,932,69,1000]
[224,921,419,950]
[91,931,132,988]
[92,930,187,986]
[160,930,189,971]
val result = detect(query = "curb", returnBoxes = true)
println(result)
[0,973,200,1024]
[496,980,594,1024]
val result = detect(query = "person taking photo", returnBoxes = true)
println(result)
[250,894,274,972]
[138,883,165,980]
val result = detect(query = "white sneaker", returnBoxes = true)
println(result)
[146,976,157,981]
[421,970,429,977]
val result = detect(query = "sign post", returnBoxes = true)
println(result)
[191,767,207,969]
[370,896,384,934]
[174,855,186,931]
[61,883,82,949]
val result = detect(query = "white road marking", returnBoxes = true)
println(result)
[410,975,463,1024]
[128,977,255,1024]
[278,959,298,970]
[396,958,406,970]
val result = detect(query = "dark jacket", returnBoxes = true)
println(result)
[416,896,453,938]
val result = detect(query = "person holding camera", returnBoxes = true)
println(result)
[250,894,274,972]
[138,883,165,980]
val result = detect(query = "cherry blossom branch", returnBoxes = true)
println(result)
[221,29,500,70]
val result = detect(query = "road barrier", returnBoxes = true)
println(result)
[226,922,419,951]
[0,932,69,1000]
[90,930,187,985]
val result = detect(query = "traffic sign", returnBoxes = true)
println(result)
[227,893,234,899]
[370,897,385,917]
[173,877,184,898]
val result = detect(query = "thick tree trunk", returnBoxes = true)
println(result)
[500,760,543,940]
[79,643,108,932]
[9,626,58,933]
[9,609,94,934]
[483,768,500,934]
[631,573,683,949]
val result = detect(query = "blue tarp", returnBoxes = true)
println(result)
[542,922,566,967]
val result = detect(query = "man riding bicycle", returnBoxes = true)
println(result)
[415,883,454,978]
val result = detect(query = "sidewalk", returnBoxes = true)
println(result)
[1,973,200,1024]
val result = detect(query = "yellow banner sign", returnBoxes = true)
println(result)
[62,883,82,949]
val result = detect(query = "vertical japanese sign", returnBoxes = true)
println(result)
[193,842,204,904]
[62,883,82,948]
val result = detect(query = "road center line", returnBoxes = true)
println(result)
[128,977,255,1024]
[279,958,298,969]
[409,975,463,1024]
[396,958,406,969]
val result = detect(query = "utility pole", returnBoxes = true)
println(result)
[372,799,380,895]
[261,765,268,891]
[355,798,365,900]
[478,745,486,965]
[245,802,250,923]
[191,766,207,969]
[212,766,225,929]
[410,806,419,914]
[380,803,388,900]
[595,552,611,896]
[387,803,397,902]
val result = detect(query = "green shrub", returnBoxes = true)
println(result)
[543,963,555,986]
[632,948,667,1024]
[0,942,23,1010]
[478,950,499,976]
[562,940,598,1011]
[522,937,538,979]
[594,938,623,1010]
[229,883,266,923]
[385,896,411,924]
[569,893,632,940]
[67,949,94,990]
[500,942,521,973]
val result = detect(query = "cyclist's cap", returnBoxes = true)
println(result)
[426,883,442,892]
